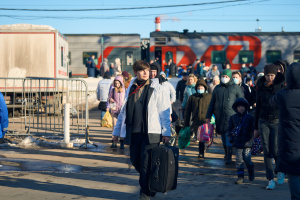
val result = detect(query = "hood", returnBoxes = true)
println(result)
[273,60,287,75]
[256,72,285,88]
[195,79,208,92]
[114,75,125,88]
[232,98,250,113]
[286,62,300,89]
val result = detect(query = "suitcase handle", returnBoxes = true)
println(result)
[155,160,160,181]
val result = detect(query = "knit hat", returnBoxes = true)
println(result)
[264,64,277,75]
[221,69,232,78]
[150,63,159,72]
[122,71,129,78]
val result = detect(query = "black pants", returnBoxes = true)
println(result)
[130,133,159,195]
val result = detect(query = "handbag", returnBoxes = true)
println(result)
[229,114,249,143]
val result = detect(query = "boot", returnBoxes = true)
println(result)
[120,140,125,150]
[110,140,117,148]
[225,146,233,165]
[247,164,255,181]
[235,170,244,184]
[198,142,205,158]
[223,145,228,161]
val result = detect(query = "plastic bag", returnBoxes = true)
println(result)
[101,111,113,128]
[178,127,190,149]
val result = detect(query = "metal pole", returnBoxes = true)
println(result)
[64,103,70,144]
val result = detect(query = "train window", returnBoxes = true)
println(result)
[239,50,254,64]
[294,50,300,62]
[211,51,226,63]
[165,51,173,62]
[82,52,97,65]
[155,37,166,45]
[61,47,64,67]
[266,50,281,63]
[126,51,133,66]
[68,52,71,65]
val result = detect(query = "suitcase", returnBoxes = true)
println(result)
[149,145,179,193]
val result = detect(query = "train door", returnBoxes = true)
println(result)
[154,47,162,67]
[161,47,177,71]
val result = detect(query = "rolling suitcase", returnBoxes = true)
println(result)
[149,144,179,193]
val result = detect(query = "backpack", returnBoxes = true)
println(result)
[197,123,214,148]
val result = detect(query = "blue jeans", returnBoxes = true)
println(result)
[236,148,253,177]
[101,111,106,120]
[165,69,169,77]
[221,133,232,147]
[288,174,300,200]
[259,119,279,180]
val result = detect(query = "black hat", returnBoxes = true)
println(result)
[150,63,159,71]
[264,64,277,75]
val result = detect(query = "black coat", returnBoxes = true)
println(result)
[206,79,244,134]
[169,63,178,77]
[270,62,300,175]
[227,98,254,149]
[176,79,187,102]
[254,73,285,129]
[86,57,95,77]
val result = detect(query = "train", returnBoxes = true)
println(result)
[67,30,300,77]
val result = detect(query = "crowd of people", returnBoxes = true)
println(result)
[94,57,299,200]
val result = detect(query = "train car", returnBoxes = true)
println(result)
[65,34,141,77]
[149,30,300,72]
[0,24,69,114]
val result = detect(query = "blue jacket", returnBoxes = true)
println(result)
[0,92,9,138]
[182,83,196,109]
[86,57,96,77]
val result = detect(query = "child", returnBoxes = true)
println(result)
[227,98,255,184]
[107,75,126,149]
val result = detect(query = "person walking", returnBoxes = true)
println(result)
[86,55,96,77]
[270,62,300,199]
[168,58,178,77]
[0,92,9,144]
[96,72,113,124]
[100,58,109,77]
[206,65,220,81]
[254,64,285,190]
[114,58,122,76]
[181,74,197,110]
[227,98,255,184]
[112,60,171,200]
[206,69,244,165]
[176,72,187,103]
[184,79,212,158]
[108,75,126,149]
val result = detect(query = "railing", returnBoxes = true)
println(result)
[0,77,89,147]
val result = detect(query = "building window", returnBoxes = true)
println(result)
[154,37,166,45]
[61,47,64,67]
[211,51,226,63]
[68,51,71,65]
[165,51,173,63]
[266,50,281,63]
[294,50,300,63]
[83,52,97,65]
[239,50,254,64]
[126,51,133,66]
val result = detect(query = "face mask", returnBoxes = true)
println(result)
[242,65,245,68]
[221,77,230,84]
[197,89,205,94]
[233,78,240,84]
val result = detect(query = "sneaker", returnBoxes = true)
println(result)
[198,154,204,158]
[266,179,276,190]
[277,172,285,184]
[235,177,244,184]
[139,193,150,200]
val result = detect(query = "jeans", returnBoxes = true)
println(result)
[236,148,253,177]
[101,111,106,120]
[221,132,232,147]
[259,119,279,180]
[288,174,300,200]
[130,133,159,196]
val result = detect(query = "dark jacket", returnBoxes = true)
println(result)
[169,63,178,77]
[269,62,300,175]
[176,79,187,102]
[227,98,254,149]
[184,80,212,127]
[239,82,255,108]
[0,92,9,138]
[206,79,244,134]
[254,73,285,129]
[86,57,95,77]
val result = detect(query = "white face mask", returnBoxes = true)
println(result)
[221,77,230,84]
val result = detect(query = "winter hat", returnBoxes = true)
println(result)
[221,69,232,78]
[264,64,277,75]
[103,71,111,79]
[150,63,159,72]
[181,72,188,76]
[160,71,166,76]
[122,71,129,78]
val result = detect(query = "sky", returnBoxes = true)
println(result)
[0,0,299,38]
